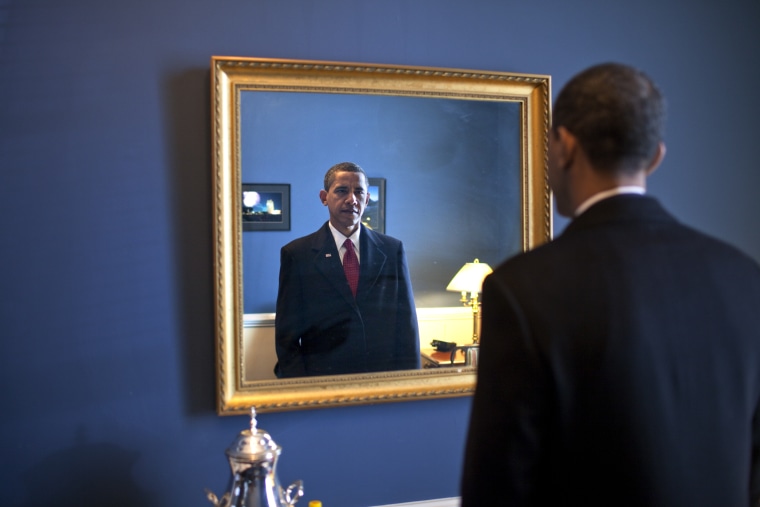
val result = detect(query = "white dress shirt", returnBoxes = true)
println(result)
[328,222,361,264]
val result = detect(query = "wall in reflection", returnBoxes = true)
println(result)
[242,92,521,312]
[243,308,473,381]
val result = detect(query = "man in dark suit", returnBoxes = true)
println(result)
[274,161,421,378]
[461,63,760,506]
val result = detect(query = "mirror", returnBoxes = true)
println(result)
[212,56,552,414]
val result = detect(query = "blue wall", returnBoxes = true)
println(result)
[1,1,758,506]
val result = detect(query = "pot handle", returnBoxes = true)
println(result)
[284,480,305,506]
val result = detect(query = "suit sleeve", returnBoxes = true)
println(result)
[460,274,551,506]
[274,246,307,378]
[394,242,421,370]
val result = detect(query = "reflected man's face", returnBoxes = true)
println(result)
[319,171,370,235]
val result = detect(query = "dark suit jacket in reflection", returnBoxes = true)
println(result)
[461,195,760,506]
[275,222,421,378]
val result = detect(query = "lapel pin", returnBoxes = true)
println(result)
[325,253,332,257]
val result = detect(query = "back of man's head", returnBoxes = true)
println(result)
[553,63,666,174]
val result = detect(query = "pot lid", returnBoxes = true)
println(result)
[225,407,282,462]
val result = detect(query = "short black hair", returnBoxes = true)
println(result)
[553,63,666,174]
[324,161,368,191]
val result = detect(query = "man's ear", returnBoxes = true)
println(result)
[556,126,578,171]
[645,142,666,176]
[319,189,328,205]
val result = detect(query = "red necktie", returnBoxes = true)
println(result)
[343,239,359,297]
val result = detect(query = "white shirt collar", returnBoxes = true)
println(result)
[328,222,361,261]
[574,186,645,217]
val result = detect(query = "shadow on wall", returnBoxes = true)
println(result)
[163,67,217,416]
[20,429,156,507]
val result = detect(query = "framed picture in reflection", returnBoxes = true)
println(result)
[362,177,386,234]
[242,183,291,231]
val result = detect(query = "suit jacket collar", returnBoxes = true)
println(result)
[360,225,388,296]
[562,194,677,237]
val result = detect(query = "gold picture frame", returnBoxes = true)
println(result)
[212,56,552,414]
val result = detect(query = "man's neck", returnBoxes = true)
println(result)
[573,185,645,217]
[328,221,360,242]
[329,220,359,238]
[569,166,648,217]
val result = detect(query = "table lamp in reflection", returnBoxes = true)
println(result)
[446,259,493,343]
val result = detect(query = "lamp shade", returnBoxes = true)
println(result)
[446,259,493,294]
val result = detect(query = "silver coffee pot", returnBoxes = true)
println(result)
[206,407,304,507]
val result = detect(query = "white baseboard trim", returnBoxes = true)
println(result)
[370,498,460,507]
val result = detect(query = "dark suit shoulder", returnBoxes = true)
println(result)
[491,195,760,288]
[281,223,332,253]
[362,225,403,249]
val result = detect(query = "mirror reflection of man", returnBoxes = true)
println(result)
[274,162,421,378]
